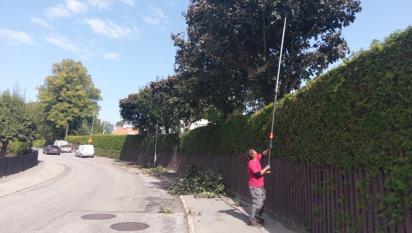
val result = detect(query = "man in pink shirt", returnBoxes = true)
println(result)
[247,148,271,226]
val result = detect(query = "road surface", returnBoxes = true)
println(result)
[0,152,188,233]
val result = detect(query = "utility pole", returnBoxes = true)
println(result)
[154,119,158,167]
[88,113,95,145]
[65,124,69,139]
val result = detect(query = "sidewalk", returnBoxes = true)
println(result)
[123,164,299,233]
[179,195,297,233]
[113,161,298,233]
[0,156,66,198]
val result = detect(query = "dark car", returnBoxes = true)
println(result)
[44,145,61,155]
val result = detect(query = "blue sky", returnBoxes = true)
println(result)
[0,0,411,124]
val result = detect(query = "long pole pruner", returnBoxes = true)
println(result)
[268,17,287,166]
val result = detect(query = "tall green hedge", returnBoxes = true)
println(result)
[66,134,178,160]
[182,28,412,166]
[181,27,412,222]
[66,135,135,159]
[68,27,411,222]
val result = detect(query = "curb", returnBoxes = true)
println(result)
[220,197,271,233]
[179,195,196,233]
[131,168,195,233]
[0,163,68,198]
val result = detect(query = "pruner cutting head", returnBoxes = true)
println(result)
[269,132,274,140]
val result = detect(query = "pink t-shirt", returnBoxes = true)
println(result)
[248,153,264,187]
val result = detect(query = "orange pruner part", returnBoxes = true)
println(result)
[269,132,274,139]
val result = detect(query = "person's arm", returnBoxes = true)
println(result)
[253,165,271,178]
[261,148,270,157]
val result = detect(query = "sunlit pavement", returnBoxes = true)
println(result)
[0,152,187,233]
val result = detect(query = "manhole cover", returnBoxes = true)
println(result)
[110,222,149,231]
[81,213,116,220]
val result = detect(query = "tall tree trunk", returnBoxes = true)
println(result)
[1,141,9,157]
[65,124,69,139]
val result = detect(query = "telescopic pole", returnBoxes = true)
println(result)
[268,17,287,166]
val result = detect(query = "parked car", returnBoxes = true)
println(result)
[60,144,72,153]
[53,140,68,147]
[75,145,94,158]
[44,145,61,155]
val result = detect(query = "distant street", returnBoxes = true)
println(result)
[0,152,187,233]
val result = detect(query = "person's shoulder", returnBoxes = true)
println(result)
[248,159,258,166]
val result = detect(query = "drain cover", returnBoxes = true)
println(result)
[81,214,116,220]
[110,222,149,231]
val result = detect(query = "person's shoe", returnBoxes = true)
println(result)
[257,217,265,224]
[247,219,262,227]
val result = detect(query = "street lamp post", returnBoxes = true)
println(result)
[154,119,158,167]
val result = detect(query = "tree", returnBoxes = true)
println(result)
[174,0,361,116]
[71,118,113,135]
[115,120,125,127]
[0,91,36,156]
[102,121,114,134]
[38,59,101,139]
[119,87,157,135]
[119,75,205,135]
[149,76,204,132]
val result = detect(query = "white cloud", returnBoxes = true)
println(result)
[66,0,88,13]
[87,0,135,9]
[46,4,71,18]
[87,0,112,9]
[144,6,168,28]
[0,29,34,45]
[31,17,52,29]
[46,35,80,53]
[103,52,120,60]
[46,0,88,18]
[85,18,140,40]
[119,0,135,6]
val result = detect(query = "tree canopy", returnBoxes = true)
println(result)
[120,0,362,131]
[0,91,36,156]
[173,0,361,115]
[38,59,101,139]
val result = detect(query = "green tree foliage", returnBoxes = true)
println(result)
[181,27,412,223]
[149,76,204,132]
[115,120,125,127]
[38,59,101,139]
[72,118,113,135]
[101,121,114,134]
[173,0,361,118]
[120,76,204,135]
[119,87,157,135]
[0,91,36,156]
[25,101,49,141]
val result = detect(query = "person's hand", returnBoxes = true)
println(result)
[264,165,271,170]
[266,170,271,174]
[263,148,270,156]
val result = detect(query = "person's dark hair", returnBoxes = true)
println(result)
[246,149,255,160]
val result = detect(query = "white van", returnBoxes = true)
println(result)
[75,145,95,158]
[54,140,68,147]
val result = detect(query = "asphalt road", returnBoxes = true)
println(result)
[0,152,188,233]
